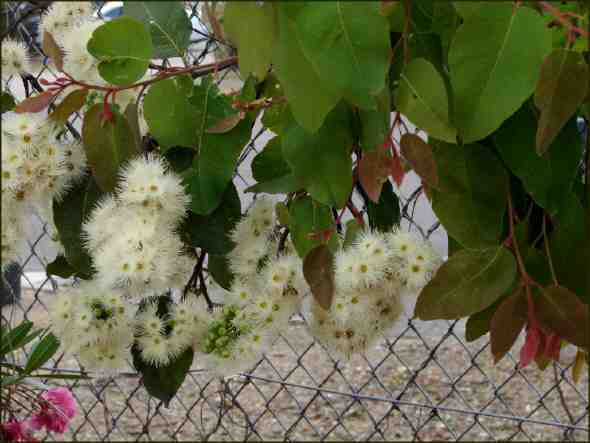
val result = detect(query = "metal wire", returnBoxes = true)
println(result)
[2,2,588,441]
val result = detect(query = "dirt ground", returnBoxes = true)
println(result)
[2,288,588,442]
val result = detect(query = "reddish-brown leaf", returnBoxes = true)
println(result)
[534,49,589,154]
[303,244,335,310]
[572,349,586,384]
[390,147,405,187]
[14,91,55,113]
[535,285,589,349]
[42,31,64,72]
[49,89,88,124]
[206,111,245,134]
[400,133,439,188]
[490,289,527,363]
[519,325,541,369]
[359,150,391,202]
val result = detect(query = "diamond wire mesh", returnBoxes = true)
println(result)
[1,2,588,441]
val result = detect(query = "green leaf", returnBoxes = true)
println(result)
[132,344,193,407]
[208,254,234,290]
[449,3,551,142]
[490,288,527,362]
[400,134,439,189]
[1,92,16,113]
[244,174,304,196]
[183,118,251,214]
[273,5,340,132]
[143,76,197,150]
[282,104,353,208]
[395,58,456,143]
[550,195,588,300]
[224,1,276,79]
[87,16,153,85]
[165,146,195,174]
[1,321,34,356]
[294,1,390,109]
[288,196,337,258]
[50,89,88,125]
[82,104,139,192]
[465,300,499,342]
[24,333,59,374]
[53,175,104,278]
[415,247,517,320]
[181,183,241,255]
[493,105,582,216]
[303,245,335,310]
[359,87,390,152]
[452,1,485,20]
[125,102,142,153]
[534,49,589,154]
[535,286,589,349]
[252,136,291,183]
[123,1,191,58]
[189,76,239,133]
[46,255,76,279]
[260,75,289,135]
[431,142,508,249]
[366,180,400,232]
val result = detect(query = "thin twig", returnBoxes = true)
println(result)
[542,214,559,286]
[539,1,588,38]
[553,362,575,425]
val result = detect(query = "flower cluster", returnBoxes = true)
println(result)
[0,387,77,441]
[1,112,86,269]
[305,229,442,359]
[39,2,95,45]
[82,155,192,294]
[194,198,309,376]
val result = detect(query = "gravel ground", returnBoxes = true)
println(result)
[3,289,588,442]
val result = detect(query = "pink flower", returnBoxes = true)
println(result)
[0,420,36,441]
[28,388,77,434]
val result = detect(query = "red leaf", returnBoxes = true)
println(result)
[14,91,56,113]
[390,146,405,187]
[303,245,335,310]
[42,31,64,72]
[359,150,391,202]
[519,325,541,369]
[543,332,561,362]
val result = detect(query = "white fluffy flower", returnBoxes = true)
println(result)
[40,2,95,44]
[1,38,30,78]
[117,155,190,224]
[61,19,102,83]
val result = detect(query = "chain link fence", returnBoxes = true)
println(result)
[2,2,588,441]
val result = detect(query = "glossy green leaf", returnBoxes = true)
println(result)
[53,175,103,278]
[415,247,517,320]
[395,58,456,142]
[493,105,582,216]
[535,286,589,349]
[273,5,340,132]
[189,76,239,133]
[366,180,400,232]
[143,76,196,150]
[87,16,153,85]
[245,174,305,196]
[124,1,191,58]
[359,88,390,152]
[0,321,34,356]
[282,105,353,208]
[132,344,193,407]
[288,196,337,258]
[181,183,241,254]
[224,1,276,79]
[465,300,500,342]
[252,136,291,183]
[82,104,139,192]
[431,142,509,249]
[46,255,76,279]
[343,219,363,250]
[550,195,588,300]
[183,118,251,214]
[534,49,589,154]
[24,333,59,374]
[208,254,234,290]
[449,3,551,142]
[295,1,390,109]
